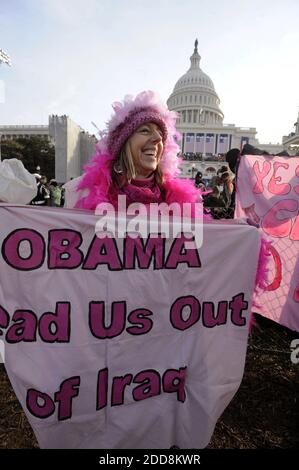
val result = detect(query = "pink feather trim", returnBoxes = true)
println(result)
[74,145,207,214]
[249,236,272,330]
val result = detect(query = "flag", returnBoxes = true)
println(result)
[218,134,228,154]
[195,133,204,153]
[185,133,194,153]
[205,134,214,154]
[0,49,11,66]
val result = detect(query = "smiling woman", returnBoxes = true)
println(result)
[63,90,202,212]
[127,123,164,178]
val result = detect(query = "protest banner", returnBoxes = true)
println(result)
[235,154,299,332]
[0,204,261,448]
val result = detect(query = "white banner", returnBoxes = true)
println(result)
[0,205,261,448]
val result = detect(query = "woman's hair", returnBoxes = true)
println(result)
[220,172,230,181]
[212,186,220,195]
[111,139,164,187]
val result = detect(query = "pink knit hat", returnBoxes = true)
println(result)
[107,106,168,159]
[94,91,181,178]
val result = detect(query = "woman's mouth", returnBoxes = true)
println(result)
[142,148,157,158]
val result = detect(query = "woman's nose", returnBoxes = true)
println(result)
[151,129,162,143]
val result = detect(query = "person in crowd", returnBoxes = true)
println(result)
[224,148,244,219]
[60,185,65,207]
[225,145,271,221]
[217,166,229,176]
[64,91,202,212]
[225,148,241,176]
[202,186,225,208]
[241,143,269,156]
[194,171,205,190]
[49,179,62,207]
[30,174,50,206]
[208,175,222,192]
[220,171,234,208]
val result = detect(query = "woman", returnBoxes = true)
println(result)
[64,91,201,211]
[49,179,62,207]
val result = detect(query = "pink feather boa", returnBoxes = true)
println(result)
[75,151,201,213]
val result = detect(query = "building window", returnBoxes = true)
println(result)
[195,95,197,103]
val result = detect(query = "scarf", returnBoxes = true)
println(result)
[119,174,164,206]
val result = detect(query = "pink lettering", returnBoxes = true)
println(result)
[82,235,122,270]
[111,374,133,406]
[6,310,37,343]
[96,368,108,411]
[2,229,45,270]
[26,389,55,419]
[262,199,298,238]
[126,309,153,335]
[133,370,161,401]
[48,230,83,269]
[54,377,80,421]
[165,236,201,269]
[163,367,187,403]
[202,301,228,327]
[39,302,71,343]
[252,160,271,194]
[268,162,291,196]
[0,305,9,333]
[89,301,126,339]
[268,162,291,195]
[265,245,282,291]
[170,296,200,330]
[229,293,248,326]
[124,235,164,269]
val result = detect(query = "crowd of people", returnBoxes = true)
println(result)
[30,174,65,207]
[193,165,235,219]
[182,152,226,161]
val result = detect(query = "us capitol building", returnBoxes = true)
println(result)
[1,40,298,182]
[168,40,259,153]
[167,40,292,179]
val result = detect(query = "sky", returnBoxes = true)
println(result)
[0,0,299,144]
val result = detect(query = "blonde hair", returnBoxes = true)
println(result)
[112,140,164,188]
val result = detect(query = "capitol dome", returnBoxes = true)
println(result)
[167,40,224,126]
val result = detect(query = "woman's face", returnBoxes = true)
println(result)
[128,122,164,178]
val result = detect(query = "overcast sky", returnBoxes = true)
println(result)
[0,0,299,144]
